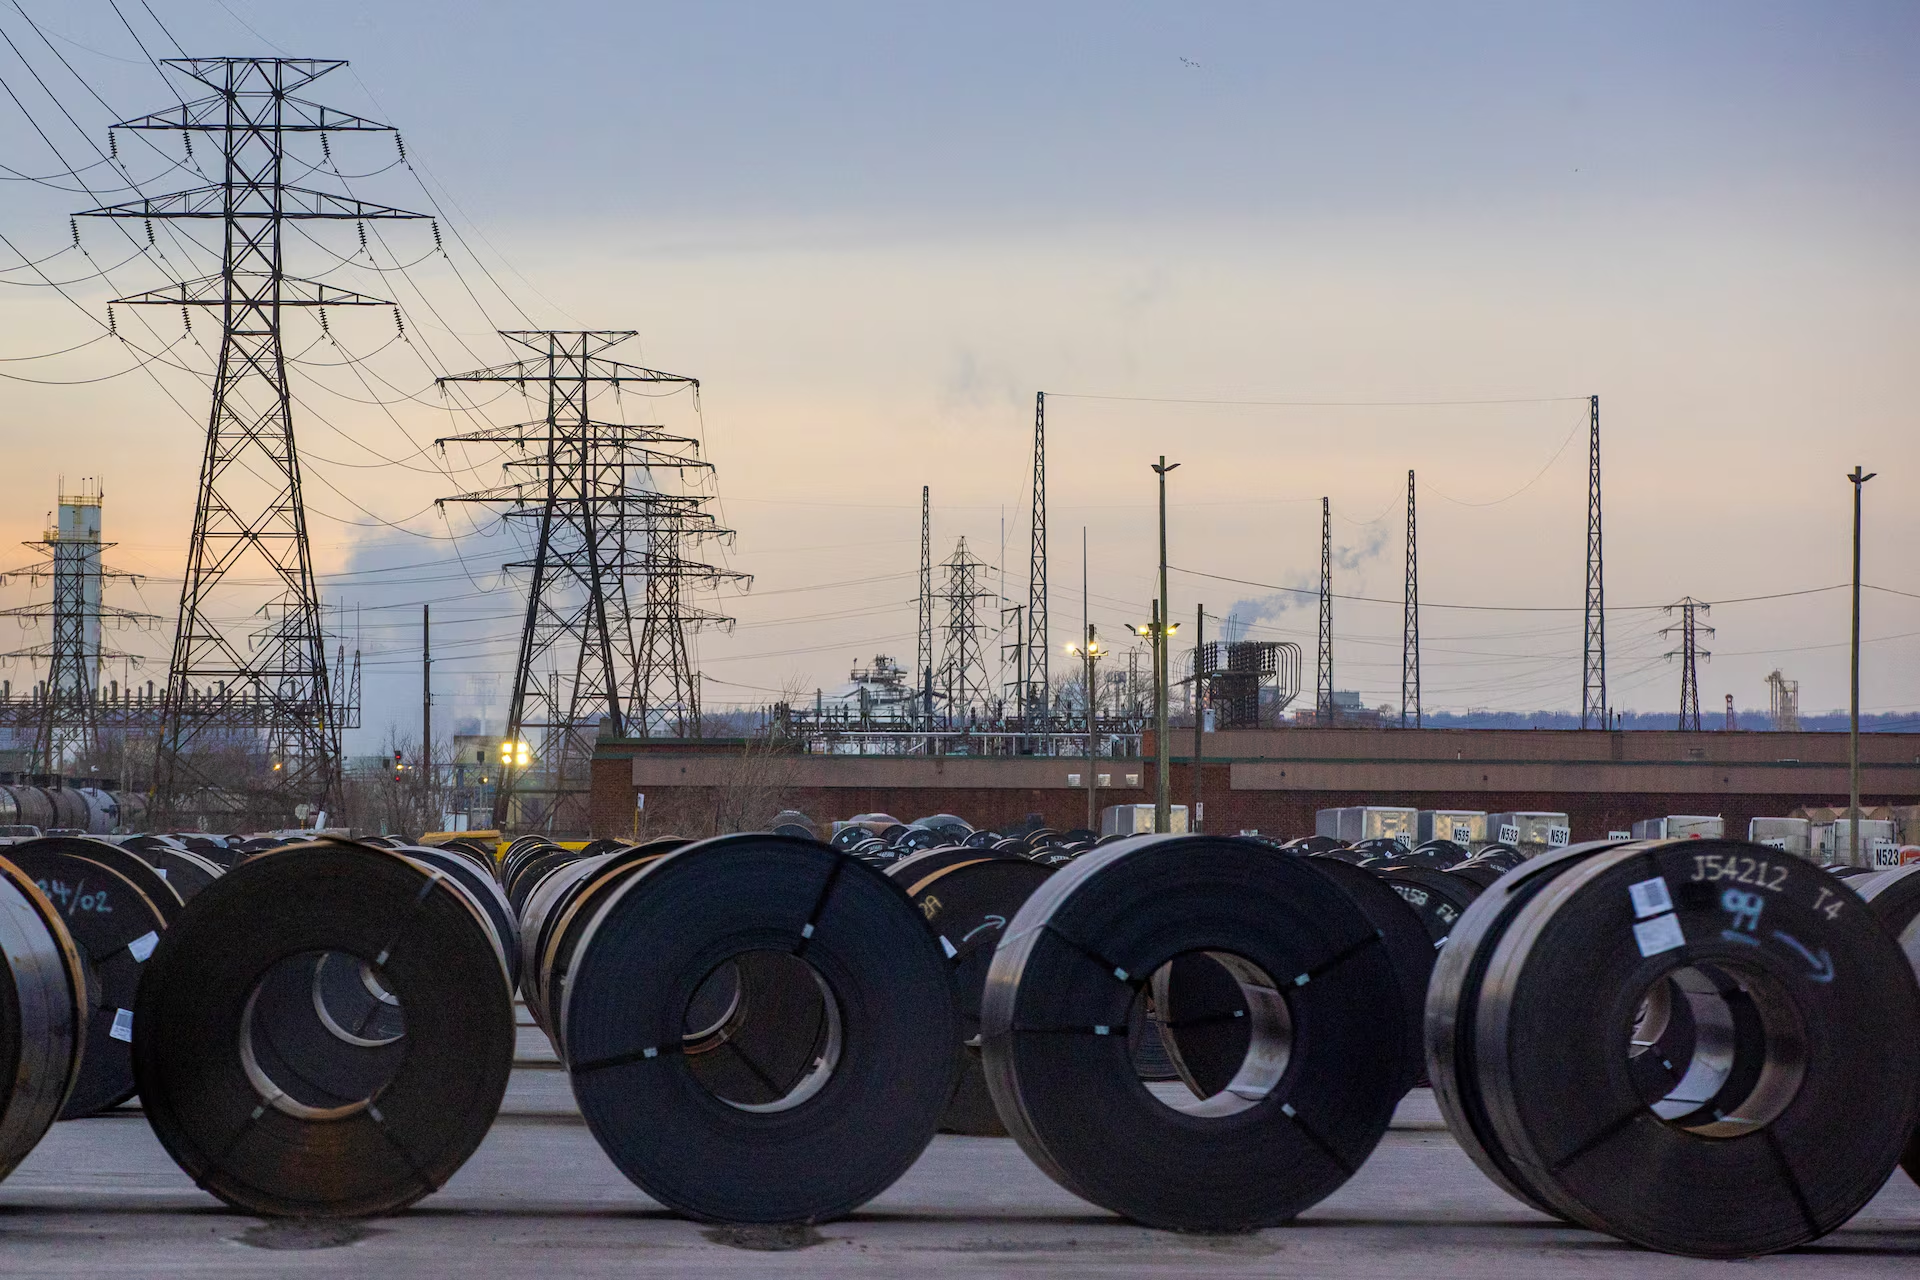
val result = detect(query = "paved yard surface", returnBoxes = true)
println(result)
[2,1036,1916,1277]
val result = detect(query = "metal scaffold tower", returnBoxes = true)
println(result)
[437,331,745,832]
[1664,597,1713,732]
[0,485,159,774]
[1582,394,1607,728]
[1316,497,1334,725]
[81,57,409,823]
[1027,392,1049,741]
[917,485,933,725]
[1402,470,1421,728]
[938,537,994,728]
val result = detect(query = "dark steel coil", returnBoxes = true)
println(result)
[1156,851,1434,1099]
[0,855,85,1177]
[122,837,224,902]
[1852,864,1920,1187]
[531,841,689,1047]
[981,833,1410,1231]
[3,839,174,1117]
[1429,838,1920,1258]
[132,840,514,1217]
[561,832,956,1223]
[1370,864,1482,950]
[887,847,1055,1135]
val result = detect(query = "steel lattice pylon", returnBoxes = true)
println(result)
[1316,497,1334,724]
[1663,598,1713,732]
[1582,394,1607,728]
[938,537,994,727]
[917,485,933,726]
[1027,392,1048,742]
[80,58,411,825]
[1402,470,1421,728]
[437,331,744,834]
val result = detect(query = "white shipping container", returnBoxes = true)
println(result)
[1813,818,1896,866]
[1747,817,1812,860]
[1487,811,1572,851]
[1316,806,1418,845]
[1418,810,1488,846]
[1630,815,1725,841]
[1101,804,1190,837]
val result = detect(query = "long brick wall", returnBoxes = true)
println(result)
[588,727,1920,841]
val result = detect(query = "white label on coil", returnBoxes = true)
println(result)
[1547,826,1571,847]
[109,1008,133,1042]
[1499,824,1520,844]
[1633,913,1686,958]
[939,935,956,958]
[154,868,167,880]
[1872,839,1900,867]
[1452,824,1473,843]
[127,931,158,963]
[1760,837,1787,851]
[1609,830,1633,840]
[1628,877,1673,919]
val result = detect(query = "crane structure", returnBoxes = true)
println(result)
[79,57,401,825]
[437,331,745,833]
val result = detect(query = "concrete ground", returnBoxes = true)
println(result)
[2,1020,1916,1277]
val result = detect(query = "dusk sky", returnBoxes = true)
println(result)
[0,1,1915,748]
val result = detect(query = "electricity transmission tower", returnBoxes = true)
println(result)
[917,485,933,725]
[1316,497,1334,725]
[1582,394,1607,728]
[0,485,159,774]
[438,332,744,832]
[1663,597,1713,732]
[938,537,993,727]
[81,57,412,823]
[1027,392,1049,743]
[1402,470,1421,728]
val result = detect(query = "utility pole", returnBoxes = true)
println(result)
[1028,393,1049,750]
[1662,598,1713,732]
[1402,470,1420,728]
[1067,617,1104,834]
[1151,457,1179,831]
[1192,604,1204,832]
[1582,395,1607,728]
[84,58,415,826]
[421,603,432,809]
[1317,497,1334,725]
[1848,466,1875,866]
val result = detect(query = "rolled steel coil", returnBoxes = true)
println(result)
[886,847,1055,1135]
[1370,864,1482,950]
[4,837,176,1117]
[561,832,956,1223]
[119,836,223,902]
[981,833,1411,1231]
[0,855,85,1177]
[132,840,514,1217]
[1156,851,1434,1100]
[1852,864,1920,1186]
[392,846,520,990]
[1428,838,1920,1257]
[529,841,688,1043]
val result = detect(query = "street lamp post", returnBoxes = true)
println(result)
[1847,465,1875,867]
[1151,457,1180,832]
[1066,627,1105,833]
